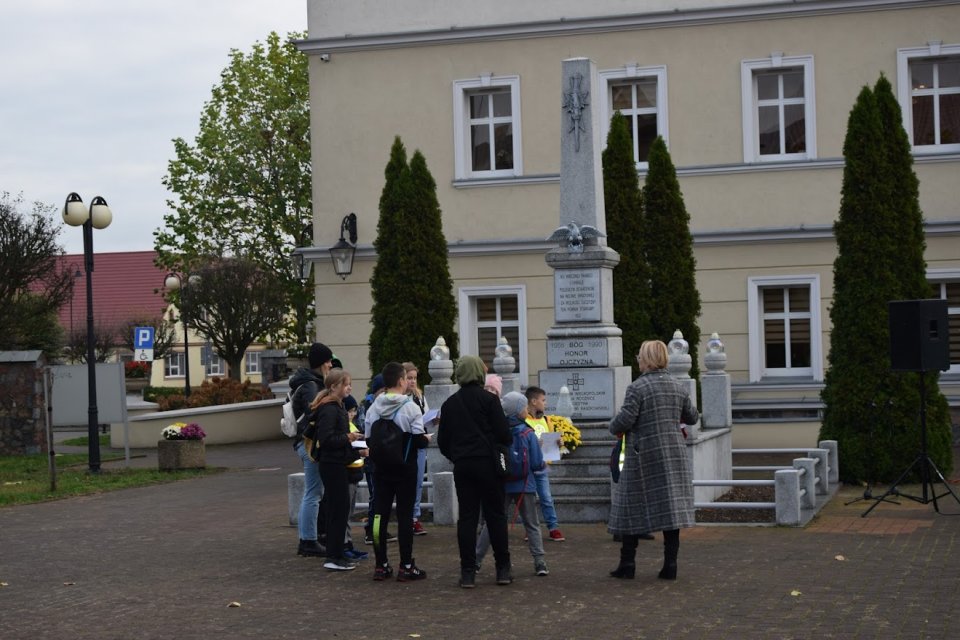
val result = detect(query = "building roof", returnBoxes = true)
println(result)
[56,251,170,332]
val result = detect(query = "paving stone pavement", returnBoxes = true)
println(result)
[2,438,960,639]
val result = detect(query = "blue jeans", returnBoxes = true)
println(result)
[296,441,324,541]
[534,470,558,530]
[413,447,427,520]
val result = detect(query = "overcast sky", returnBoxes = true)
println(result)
[0,0,307,255]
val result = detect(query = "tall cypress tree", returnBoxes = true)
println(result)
[822,81,952,482]
[369,140,459,380]
[642,136,701,378]
[603,112,651,376]
[369,137,408,373]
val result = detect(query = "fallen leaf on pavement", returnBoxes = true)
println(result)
[228,602,242,608]
[835,555,846,561]
[790,590,802,596]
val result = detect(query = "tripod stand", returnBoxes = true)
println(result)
[845,400,899,507]
[862,373,960,517]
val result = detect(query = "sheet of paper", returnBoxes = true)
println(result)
[540,432,562,462]
[351,440,368,449]
[421,408,440,427]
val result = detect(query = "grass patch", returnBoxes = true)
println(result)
[60,434,111,447]
[0,452,221,507]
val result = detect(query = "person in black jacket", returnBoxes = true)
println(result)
[310,368,366,571]
[290,343,334,558]
[438,355,513,588]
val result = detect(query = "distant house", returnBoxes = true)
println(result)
[55,251,265,388]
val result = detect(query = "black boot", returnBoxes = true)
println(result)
[297,539,326,557]
[658,529,679,580]
[495,563,513,585]
[610,535,637,579]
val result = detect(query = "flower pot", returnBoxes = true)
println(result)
[125,378,149,395]
[158,439,206,471]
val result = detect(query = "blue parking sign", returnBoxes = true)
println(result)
[134,327,155,349]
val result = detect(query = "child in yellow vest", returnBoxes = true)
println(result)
[524,386,565,542]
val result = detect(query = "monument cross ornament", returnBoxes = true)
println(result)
[562,73,590,152]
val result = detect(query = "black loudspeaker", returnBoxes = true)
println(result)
[888,299,950,372]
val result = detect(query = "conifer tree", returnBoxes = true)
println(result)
[821,81,952,482]
[642,137,701,378]
[603,112,651,375]
[369,139,458,379]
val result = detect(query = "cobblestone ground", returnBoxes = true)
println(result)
[1,439,959,639]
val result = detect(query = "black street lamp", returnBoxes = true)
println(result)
[62,192,112,473]
[329,213,358,280]
[163,272,194,397]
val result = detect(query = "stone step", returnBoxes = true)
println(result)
[546,457,611,478]
[553,496,610,523]
[570,439,618,458]
[548,476,611,497]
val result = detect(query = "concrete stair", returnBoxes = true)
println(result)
[549,420,615,523]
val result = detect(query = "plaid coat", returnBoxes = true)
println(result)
[607,369,699,535]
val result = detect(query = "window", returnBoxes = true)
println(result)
[453,75,522,179]
[245,351,261,375]
[897,44,960,153]
[201,345,224,377]
[458,285,528,380]
[747,275,823,382]
[741,54,816,162]
[165,351,185,378]
[929,273,960,374]
[599,65,668,166]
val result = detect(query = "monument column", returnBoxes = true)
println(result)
[539,57,632,419]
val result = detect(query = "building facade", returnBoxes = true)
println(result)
[298,0,960,445]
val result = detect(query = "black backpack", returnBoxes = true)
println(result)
[367,400,413,469]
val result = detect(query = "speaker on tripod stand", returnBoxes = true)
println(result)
[844,398,899,506]
[862,298,959,517]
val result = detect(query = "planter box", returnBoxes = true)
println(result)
[158,439,206,471]
[125,378,149,395]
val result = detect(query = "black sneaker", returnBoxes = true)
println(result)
[495,564,513,585]
[459,570,476,589]
[373,564,393,581]
[297,539,325,557]
[397,561,427,582]
[323,558,357,572]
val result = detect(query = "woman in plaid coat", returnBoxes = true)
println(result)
[607,340,699,581]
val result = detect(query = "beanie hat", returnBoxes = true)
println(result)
[331,355,343,369]
[484,373,503,397]
[454,355,486,387]
[369,374,386,395]
[501,392,527,419]
[308,343,334,369]
[343,394,358,412]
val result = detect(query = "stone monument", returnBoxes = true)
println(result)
[539,57,632,419]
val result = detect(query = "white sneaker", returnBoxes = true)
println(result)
[323,558,357,571]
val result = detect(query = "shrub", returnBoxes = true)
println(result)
[155,377,270,411]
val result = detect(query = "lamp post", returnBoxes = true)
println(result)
[62,192,112,473]
[163,272,193,397]
[329,213,358,280]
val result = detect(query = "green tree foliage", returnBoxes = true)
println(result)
[0,193,73,356]
[603,113,652,376]
[172,257,288,381]
[642,137,701,378]
[156,31,313,345]
[368,139,458,379]
[820,81,952,483]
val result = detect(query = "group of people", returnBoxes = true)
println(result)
[290,338,699,587]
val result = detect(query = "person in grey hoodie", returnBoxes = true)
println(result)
[289,343,333,558]
[363,362,429,582]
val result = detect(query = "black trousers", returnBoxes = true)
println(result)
[453,457,510,572]
[318,462,351,560]
[372,460,418,567]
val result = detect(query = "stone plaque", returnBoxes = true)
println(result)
[540,368,616,420]
[546,337,609,368]
[555,268,601,322]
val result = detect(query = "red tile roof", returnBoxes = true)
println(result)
[56,251,170,332]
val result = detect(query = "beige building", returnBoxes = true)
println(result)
[297,0,960,446]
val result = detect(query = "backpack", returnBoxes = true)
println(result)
[367,399,412,468]
[507,427,534,482]
[280,391,307,438]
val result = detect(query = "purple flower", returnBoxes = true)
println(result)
[179,423,206,440]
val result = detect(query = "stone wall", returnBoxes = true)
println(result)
[0,352,48,455]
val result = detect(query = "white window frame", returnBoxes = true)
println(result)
[202,345,224,377]
[165,351,185,378]
[458,285,528,381]
[741,54,817,163]
[599,65,669,168]
[245,351,261,375]
[897,43,960,154]
[747,275,823,382]
[928,268,960,374]
[452,74,523,180]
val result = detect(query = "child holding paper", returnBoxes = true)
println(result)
[524,386,565,542]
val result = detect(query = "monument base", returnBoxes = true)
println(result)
[538,366,632,420]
